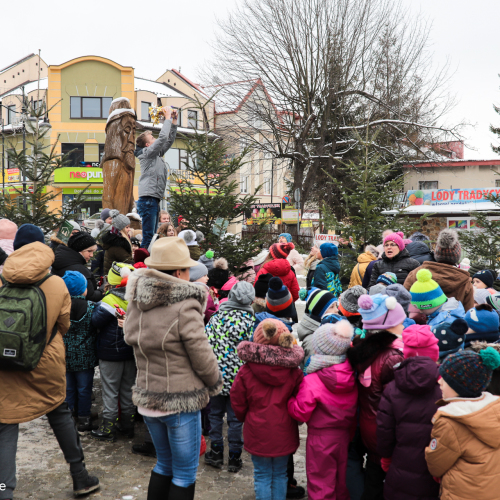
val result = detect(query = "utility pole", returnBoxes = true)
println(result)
[271,156,274,203]
[21,85,27,211]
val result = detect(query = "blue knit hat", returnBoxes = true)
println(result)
[465,304,500,334]
[320,242,338,258]
[432,318,468,361]
[279,233,292,243]
[439,347,500,397]
[13,224,44,250]
[376,272,398,286]
[62,270,87,296]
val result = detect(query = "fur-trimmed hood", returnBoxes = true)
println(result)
[347,330,398,372]
[237,340,304,369]
[126,268,206,312]
[102,229,132,253]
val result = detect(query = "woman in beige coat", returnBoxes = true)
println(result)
[124,236,222,500]
[0,227,99,498]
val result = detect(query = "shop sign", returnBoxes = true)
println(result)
[282,209,301,223]
[56,221,75,245]
[243,203,282,225]
[7,169,19,183]
[63,187,103,195]
[407,188,500,207]
[314,234,354,246]
[53,167,103,183]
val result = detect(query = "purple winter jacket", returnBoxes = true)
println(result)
[376,357,441,500]
[288,360,357,500]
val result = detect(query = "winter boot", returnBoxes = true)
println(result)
[168,482,196,500]
[147,470,171,500]
[132,441,157,458]
[71,468,100,497]
[227,450,243,473]
[117,413,135,438]
[90,418,118,442]
[204,443,223,468]
[77,416,98,432]
[286,483,306,499]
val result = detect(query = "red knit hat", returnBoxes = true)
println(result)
[269,242,294,259]
[383,232,405,252]
[402,324,439,361]
[134,248,150,264]
[253,318,294,347]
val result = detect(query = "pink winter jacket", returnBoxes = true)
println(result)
[288,360,358,500]
[0,239,14,273]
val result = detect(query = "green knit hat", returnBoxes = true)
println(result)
[410,269,447,310]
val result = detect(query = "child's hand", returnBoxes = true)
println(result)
[117,318,125,328]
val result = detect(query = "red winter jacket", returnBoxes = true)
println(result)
[230,341,304,457]
[346,331,404,464]
[254,259,300,302]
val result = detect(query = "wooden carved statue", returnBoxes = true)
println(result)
[101,98,137,215]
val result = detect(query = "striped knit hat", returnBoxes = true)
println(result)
[265,277,293,318]
[487,293,500,312]
[410,269,447,310]
[376,272,398,286]
[269,242,294,259]
[306,288,337,321]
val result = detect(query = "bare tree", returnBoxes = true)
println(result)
[203,0,460,211]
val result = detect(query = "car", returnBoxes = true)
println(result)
[81,213,102,230]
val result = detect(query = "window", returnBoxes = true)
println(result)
[240,175,249,194]
[61,143,85,167]
[419,181,438,190]
[239,137,249,153]
[172,107,182,127]
[263,178,271,195]
[188,110,198,129]
[495,179,500,188]
[99,144,105,162]
[164,148,180,170]
[248,103,261,129]
[31,100,43,116]
[6,105,16,125]
[7,148,16,169]
[70,97,112,119]
[141,102,151,122]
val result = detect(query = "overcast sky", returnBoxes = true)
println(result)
[2,0,498,159]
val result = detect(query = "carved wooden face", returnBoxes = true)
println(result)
[119,114,136,155]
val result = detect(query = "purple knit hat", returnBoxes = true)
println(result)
[383,231,405,252]
[357,293,407,330]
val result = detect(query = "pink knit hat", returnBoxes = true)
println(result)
[402,324,439,361]
[383,231,405,252]
[0,219,18,240]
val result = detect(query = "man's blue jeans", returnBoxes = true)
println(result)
[251,454,289,500]
[137,196,160,250]
[144,411,201,488]
[65,368,94,417]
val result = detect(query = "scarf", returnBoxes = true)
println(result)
[306,353,346,374]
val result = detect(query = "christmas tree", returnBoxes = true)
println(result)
[169,107,268,273]
[0,100,88,233]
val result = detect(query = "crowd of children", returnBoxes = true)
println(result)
[51,222,500,500]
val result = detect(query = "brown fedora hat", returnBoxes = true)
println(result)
[144,237,199,270]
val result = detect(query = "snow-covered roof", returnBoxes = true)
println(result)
[1,119,47,133]
[134,77,186,99]
[204,79,260,114]
[0,78,48,98]
[136,120,217,137]
[383,202,500,215]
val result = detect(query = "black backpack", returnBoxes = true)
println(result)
[0,274,57,371]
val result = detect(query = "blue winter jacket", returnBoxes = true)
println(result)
[426,298,466,329]
[313,255,341,293]
[92,290,134,362]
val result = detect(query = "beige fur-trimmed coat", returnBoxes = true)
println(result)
[124,268,222,413]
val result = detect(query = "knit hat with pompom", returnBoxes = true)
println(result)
[269,242,294,259]
[435,228,462,264]
[439,347,500,397]
[410,269,447,310]
[383,231,406,252]
[207,257,230,289]
[357,293,406,330]
[109,209,130,232]
[253,318,295,348]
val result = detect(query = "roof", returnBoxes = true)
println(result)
[204,79,263,114]
[403,158,500,168]
[0,53,37,74]
[170,69,207,97]
[136,120,217,137]
[0,78,48,98]
[134,77,187,99]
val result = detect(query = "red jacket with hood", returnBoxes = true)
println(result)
[254,258,300,302]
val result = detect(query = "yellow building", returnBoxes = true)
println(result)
[0,54,214,217]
